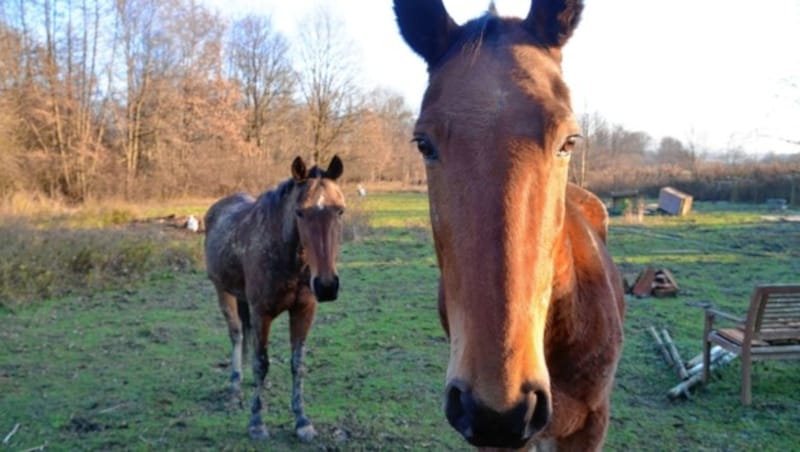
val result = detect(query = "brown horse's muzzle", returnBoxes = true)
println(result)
[445,379,551,449]
[312,275,339,302]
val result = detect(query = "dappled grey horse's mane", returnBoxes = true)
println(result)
[255,165,327,209]
[257,178,298,209]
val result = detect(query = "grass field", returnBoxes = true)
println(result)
[1,193,799,451]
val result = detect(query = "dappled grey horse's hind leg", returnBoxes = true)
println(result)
[214,287,244,403]
[290,301,318,442]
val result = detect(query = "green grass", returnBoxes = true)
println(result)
[1,193,799,450]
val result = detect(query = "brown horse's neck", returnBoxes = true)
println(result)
[548,227,579,341]
[547,199,619,358]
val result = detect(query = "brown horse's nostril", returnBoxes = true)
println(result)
[444,381,550,449]
[528,389,551,435]
[312,275,339,302]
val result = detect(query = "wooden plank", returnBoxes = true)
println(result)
[631,267,656,297]
[750,344,800,355]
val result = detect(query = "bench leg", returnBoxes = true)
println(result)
[702,314,713,384]
[701,339,711,384]
[741,352,752,405]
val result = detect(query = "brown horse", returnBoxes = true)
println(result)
[394,1,624,450]
[204,156,345,442]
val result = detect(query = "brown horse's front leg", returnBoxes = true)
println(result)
[248,311,273,440]
[290,296,318,442]
[555,403,609,452]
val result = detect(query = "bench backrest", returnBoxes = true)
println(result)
[749,284,800,343]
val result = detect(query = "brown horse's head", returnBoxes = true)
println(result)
[395,0,584,448]
[291,155,345,302]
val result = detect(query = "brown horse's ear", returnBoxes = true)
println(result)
[522,0,584,47]
[326,155,343,181]
[291,156,307,181]
[394,0,460,66]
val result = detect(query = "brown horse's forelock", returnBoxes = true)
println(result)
[428,14,545,72]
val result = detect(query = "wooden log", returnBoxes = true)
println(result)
[661,328,689,380]
[685,345,723,370]
[3,423,20,445]
[685,347,728,377]
[667,352,737,399]
[648,325,673,366]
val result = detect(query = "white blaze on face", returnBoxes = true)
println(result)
[316,194,325,210]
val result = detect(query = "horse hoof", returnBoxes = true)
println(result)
[296,424,317,442]
[248,424,269,440]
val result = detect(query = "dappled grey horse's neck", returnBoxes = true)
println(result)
[250,178,304,255]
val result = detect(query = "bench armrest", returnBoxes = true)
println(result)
[705,308,744,325]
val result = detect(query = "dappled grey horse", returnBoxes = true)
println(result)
[204,156,345,441]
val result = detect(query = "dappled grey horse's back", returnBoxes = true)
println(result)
[204,193,255,288]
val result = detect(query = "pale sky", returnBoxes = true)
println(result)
[203,0,800,155]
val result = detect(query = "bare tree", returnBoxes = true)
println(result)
[574,111,608,187]
[0,18,25,196]
[347,88,417,183]
[148,0,245,197]
[685,126,707,179]
[295,7,362,165]
[115,0,159,197]
[227,14,294,160]
[6,0,112,201]
[656,136,687,166]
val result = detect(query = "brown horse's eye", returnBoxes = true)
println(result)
[337,207,344,217]
[411,136,439,161]
[558,135,581,157]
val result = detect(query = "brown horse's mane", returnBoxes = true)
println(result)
[430,13,548,72]
[416,5,582,72]
[429,14,502,70]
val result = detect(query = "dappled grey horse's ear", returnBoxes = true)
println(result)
[394,0,460,66]
[291,156,307,181]
[326,155,343,181]
[522,0,584,47]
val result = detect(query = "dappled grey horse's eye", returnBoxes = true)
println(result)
[295,209,304,218]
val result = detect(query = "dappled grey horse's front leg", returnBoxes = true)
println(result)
[248,314,272,440]
[290,300,318,442]
[291,341,317,442]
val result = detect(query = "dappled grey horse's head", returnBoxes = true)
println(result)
[290,156,346,301]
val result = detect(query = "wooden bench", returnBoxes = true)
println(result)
[702,284,800,405]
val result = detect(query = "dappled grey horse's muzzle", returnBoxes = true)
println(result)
[312,275,339,302]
